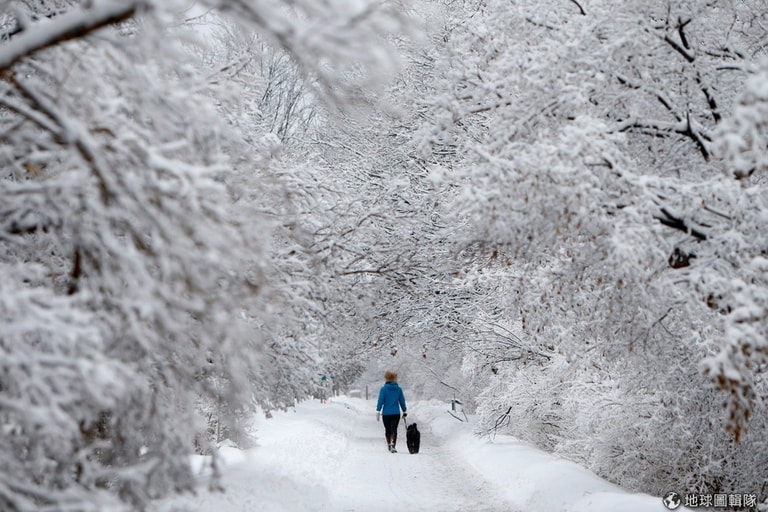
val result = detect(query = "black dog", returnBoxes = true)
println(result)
[406,422,420,454]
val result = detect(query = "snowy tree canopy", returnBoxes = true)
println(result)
[316,0,768,498]
[0,0,411,510]
[2,0,768,509]
[386,0,768,497]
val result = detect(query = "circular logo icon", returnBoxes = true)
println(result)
[663,491,682,510]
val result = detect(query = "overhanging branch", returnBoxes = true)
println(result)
[0,0,145,72]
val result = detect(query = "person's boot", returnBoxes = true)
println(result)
[391,433,397,453]
[386,435,394,452]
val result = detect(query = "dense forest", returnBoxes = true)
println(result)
[0,1,767,510]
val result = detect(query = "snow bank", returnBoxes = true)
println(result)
[407,398,679,512]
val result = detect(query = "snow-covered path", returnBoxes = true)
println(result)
[157,397,672,512]
[156,398,517,511]
[283,399,516,512]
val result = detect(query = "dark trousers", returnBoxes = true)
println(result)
[383,413,401,448]
[382,414,401,437]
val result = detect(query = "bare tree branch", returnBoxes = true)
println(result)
[569,0,586,16]
[654,207,708,241]
[663,34,696,63]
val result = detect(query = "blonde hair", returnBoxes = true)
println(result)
[384,370,398,382]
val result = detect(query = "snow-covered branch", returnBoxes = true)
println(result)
[0,0,145,71]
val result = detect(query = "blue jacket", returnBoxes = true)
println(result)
[376,382,407,415]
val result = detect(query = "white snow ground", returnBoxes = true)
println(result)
[156,396,681,512]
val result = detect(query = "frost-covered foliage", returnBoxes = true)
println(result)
[0,30,257,512]
[2,0,768,507]
[0,0,409,510]
[704,59,768,444]
[392,0,768,499]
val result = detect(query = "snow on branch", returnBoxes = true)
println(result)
[207,0,412,109]
[0,0,145,71]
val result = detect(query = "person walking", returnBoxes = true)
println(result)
[376,370,407,453]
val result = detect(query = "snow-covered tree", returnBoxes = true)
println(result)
[3,0,767,506]
[0,0,410,509]
[400,0,768,497]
